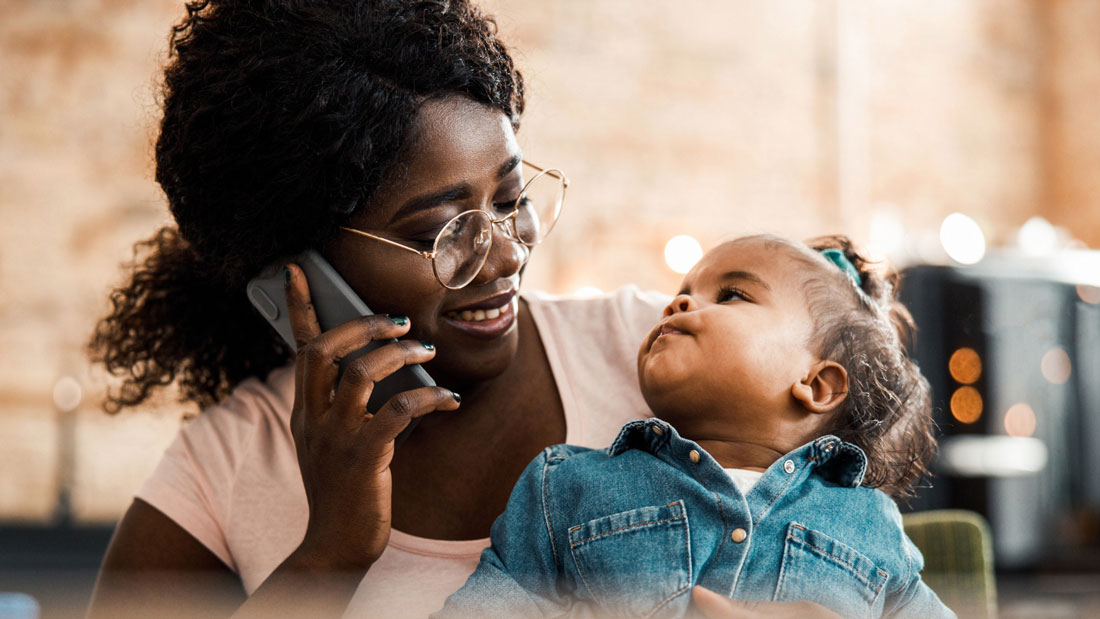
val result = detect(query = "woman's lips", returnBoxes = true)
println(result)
[441,296,517,340]
[447,289,516,313]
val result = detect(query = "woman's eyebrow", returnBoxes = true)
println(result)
[390,186,470,223]
[496,154,522,180]
[389,155,521,223]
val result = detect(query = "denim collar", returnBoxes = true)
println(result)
[606,418,868,488]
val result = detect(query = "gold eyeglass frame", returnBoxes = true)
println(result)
[339,161,569,290]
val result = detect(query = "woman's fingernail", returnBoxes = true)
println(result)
[390,315,408,326]
[284,267,292,284]
[421,341,434,351]
[451,391,462,403]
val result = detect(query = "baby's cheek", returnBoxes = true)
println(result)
[740,337,800,390]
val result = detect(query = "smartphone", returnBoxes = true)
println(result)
[246,249,435,446]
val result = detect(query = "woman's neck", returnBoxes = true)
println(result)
[387,298,567,539]
[415,298,544,425]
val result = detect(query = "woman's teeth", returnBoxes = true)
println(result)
[446,301,511,322]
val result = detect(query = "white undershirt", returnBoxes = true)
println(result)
[724,468,764,496]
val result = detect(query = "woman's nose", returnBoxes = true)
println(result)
[468,224,528,286]
[663,294,696,317]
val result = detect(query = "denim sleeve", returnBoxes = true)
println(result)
[883,536,957,619]
[433,449,569,618]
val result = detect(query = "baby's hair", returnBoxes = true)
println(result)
[801,235,935,499]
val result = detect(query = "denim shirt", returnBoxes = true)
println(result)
[437,419,954,619]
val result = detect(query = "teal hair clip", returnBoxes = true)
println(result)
[820,248,862,287]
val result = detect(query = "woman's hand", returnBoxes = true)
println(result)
[283,263,461,571]
[692,587,841,619]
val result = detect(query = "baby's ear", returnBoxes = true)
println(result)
[791,360,848,414]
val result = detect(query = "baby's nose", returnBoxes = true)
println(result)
[663,294,696,316]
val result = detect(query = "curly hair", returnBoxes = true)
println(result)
[798,235,936,499]
[89,0,525,413]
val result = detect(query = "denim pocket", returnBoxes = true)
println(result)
[568,500,692,617]
[775,522,889,619]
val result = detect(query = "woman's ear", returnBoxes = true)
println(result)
[790,360,848,414]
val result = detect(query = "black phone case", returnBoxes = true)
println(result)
[246,250,435,445]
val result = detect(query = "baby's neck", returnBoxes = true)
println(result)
[694,439,784,472]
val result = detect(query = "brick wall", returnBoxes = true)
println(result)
[1,0,1097,521]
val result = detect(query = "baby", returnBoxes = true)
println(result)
[436,234,954,618]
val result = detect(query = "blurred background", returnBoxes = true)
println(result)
[2,0,1099,617]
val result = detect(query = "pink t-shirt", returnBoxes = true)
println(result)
[137,286,669,618]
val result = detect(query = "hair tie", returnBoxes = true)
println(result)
[820,248,862,287]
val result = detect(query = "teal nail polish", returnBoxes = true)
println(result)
[451,391,462,403]
[390,315,408,326]
[283,267,292,284]
[421,341,434,351]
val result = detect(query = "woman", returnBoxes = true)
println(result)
[87,1,833,617]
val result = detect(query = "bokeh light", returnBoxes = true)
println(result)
[867,208,904,262]
[1040,347,1072,384]
[1077,285,1100,305]
[950,386,983,424]
[948,347,982,384]
[1016,216,1058,255]
[52,376,83,412]
[940,213,986,265]
[940,436,1048,476]
[1003,403,1037,438]
[572,286,603,298]
[664,235,703,274]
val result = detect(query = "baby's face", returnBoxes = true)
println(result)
[637,237,821,442]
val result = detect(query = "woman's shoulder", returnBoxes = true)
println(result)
[135,362,300,576]
[521,287,665,445]
[522,284,670,312]
[178,362,296,445]
[522,285,670,340]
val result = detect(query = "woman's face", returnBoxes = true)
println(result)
[325,96,529,387]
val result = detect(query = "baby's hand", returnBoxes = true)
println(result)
[691,586,841,619]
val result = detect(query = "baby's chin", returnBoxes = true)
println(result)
[640,382,694,429]
[638,355,692,398]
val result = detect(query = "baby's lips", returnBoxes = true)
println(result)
[654,315,692,337]
[641,319,688,354]
[660,323,686,336]
[640,323,662,353]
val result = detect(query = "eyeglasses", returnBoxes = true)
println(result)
[340,161,568,289]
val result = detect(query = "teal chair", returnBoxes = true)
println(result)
[902,509,996,619]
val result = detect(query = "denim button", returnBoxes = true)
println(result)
[731,528,747,543]
[783,459,795,474]
[689,449,701,463]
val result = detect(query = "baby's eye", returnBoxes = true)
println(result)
[717,287,748,303]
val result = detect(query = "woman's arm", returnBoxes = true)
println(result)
[90,264,461,619]
[88,499,371,619]
[87,499,245,619]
